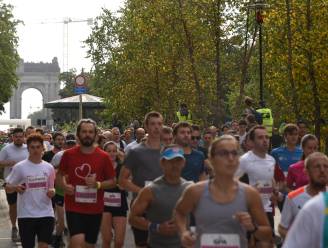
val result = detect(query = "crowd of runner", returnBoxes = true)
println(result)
[0,109,327,248]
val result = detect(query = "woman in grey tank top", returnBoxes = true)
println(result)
[175,135,272,248]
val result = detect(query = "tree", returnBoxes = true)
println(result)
[0,0,20,113]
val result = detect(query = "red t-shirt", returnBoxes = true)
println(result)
[59,146,115,214]
[287,160,309,190]
[274,163,285,183]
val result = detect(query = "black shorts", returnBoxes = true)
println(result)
[132,226,148,247]
[6,192,17,205]
[53,194,64,207]
[66,211,102,244]
[18,217,54,247]
[103,190,128,217]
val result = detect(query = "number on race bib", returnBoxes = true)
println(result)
[75,185,97,203]
[201,233,240,248]
[104,192,121,207]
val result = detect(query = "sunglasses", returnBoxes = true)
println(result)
[191,136,201,141]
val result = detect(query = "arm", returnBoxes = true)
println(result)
[278,224,288,239]
[0,160,16,168]
[118,166,141,193]
[243,185,272,242]
[175,184,201,248]
[56,170,74,195]
[128,187,153,230]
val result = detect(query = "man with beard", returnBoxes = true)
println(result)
[279,152,328,240]
[173,122,206,183]
[0,127,28,242]
[57,119,116,248]
[42,132,65,163]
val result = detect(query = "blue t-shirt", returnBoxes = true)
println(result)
[182,149,205,182]
[271,146,303,173]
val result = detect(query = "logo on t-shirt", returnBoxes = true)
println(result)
[75,163,91,179]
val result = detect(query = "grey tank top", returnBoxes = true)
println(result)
[194,180,248,248]
[147,176,192,248]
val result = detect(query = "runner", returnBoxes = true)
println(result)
[235,126,276,237]
[282,154,328,248]
[57,119,116,247]
[173,122,206,183]
[286,134,318,191]
[0,127,28,242]
[101,141,128,248]
[124,128,145,154]
[129,145,192,248]
[5,134,56,248]
[119,111,163,248]
[175,135,272,248]
[51,134,77,248]
[279,152,328,239]
[161,126,173,146]
[42,132,65,163]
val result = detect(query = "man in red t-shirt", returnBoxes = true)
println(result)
[57,119,116,247]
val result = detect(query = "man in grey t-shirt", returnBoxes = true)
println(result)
[0,127,28,242]
[119,111,163,248]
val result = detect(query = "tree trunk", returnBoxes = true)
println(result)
[306,0,321,145]
[285,0,300,120]
[177,0,206,124]
[214,0,224,126]
[237,8,258,113]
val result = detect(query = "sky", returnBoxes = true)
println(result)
[0,0,124,129]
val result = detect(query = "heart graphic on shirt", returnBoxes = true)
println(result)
[75,163,91,179]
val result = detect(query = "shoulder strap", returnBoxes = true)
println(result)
[323,192,328,248]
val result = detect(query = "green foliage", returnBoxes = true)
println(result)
[0,0,20,113]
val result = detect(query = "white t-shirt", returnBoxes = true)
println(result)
[236,151,275,212]
[280,186,311,229]
[5,159,55,218]
[283,192,326,248]
[51,150,65,168]
[0,143,28,178]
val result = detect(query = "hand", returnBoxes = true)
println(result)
[181,230,196,248]
[16,184,26,194]
[64,184,75,195]
[47,188,56,198]
[85,174,97,188]
[158,220,177,236]
[234,212,255,232]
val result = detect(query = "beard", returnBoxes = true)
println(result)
[80,137,95,147]
[311,180,327,190]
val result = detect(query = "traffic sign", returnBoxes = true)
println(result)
[75,75,86,87]
[74,87,87,94]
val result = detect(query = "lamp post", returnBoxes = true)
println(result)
[248,1,268,107]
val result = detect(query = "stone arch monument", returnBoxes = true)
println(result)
[10,57,60,126]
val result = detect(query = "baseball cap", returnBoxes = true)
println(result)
[161,147,185,160]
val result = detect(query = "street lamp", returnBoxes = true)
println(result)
[248,1,269,107]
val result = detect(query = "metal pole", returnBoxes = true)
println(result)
[79,94,83,120]
[259,22,264,105]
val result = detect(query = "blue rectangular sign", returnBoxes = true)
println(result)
[74,87,87,94]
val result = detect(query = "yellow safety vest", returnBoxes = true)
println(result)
[256,108,273,137]
[176,111,192,124]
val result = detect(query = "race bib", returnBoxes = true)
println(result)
[201,233,240,248]
[104,192,121,207]
[256,180,273,203]
[27,176,47,190]
[75,185,97,203]
[145,180,152,187]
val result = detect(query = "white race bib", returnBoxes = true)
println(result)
[104,192,121,207]
[75,185,97,203]
[256,180,273,202]
[26,176,47,190]
[201,234,240,248]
